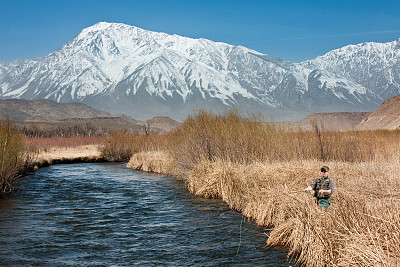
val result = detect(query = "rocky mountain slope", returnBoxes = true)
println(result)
[302,41,400,101]
[289,95,400,131]
[0,99,111,121]
[355,95,400,130]
[0,22,399,121]
[290,112,371,131]
[0,99,180,134]
[143,116,182,134]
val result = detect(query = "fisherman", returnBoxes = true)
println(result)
[304,166,335,208]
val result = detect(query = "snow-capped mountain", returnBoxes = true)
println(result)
[302,39,400,101]
[0,22,397,121]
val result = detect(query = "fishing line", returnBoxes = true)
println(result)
[236,215,244,256]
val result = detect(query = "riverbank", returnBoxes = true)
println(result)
[127,150,400,266]
[34,145,105,168]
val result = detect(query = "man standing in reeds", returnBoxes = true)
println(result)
[304,166,335,208]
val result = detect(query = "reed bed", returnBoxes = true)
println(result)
[187,158,400,266]
[120,109,400,266]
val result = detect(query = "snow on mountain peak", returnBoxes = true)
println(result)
[301,38,400,100]
[0,22,399,120]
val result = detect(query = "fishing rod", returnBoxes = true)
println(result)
[235,215,244,256]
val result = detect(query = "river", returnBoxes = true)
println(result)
[0,163,291,266]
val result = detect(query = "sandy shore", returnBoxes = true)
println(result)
[37,145,102,163]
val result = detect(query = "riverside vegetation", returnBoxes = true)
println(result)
[0,119,37,194]
[0,120,106,194]
[3,110,399,266]
[101,110,400,267]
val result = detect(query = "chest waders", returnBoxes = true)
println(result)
[314,177,331,208]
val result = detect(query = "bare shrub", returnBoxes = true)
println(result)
[170,109,289,171]
[99,133,171,162]
[0,119,37,193]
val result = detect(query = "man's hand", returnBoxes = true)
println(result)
[318,189,332,195]
[304,186,313,192]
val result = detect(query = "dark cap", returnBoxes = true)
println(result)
[321,166,329,172]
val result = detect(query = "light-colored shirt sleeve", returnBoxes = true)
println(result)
[329,179,335,194]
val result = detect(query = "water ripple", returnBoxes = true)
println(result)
[0,163,291,266]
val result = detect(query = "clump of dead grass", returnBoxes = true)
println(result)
[127,150,175,174]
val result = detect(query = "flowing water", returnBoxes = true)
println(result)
[0,163,291,266]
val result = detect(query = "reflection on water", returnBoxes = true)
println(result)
[0,163,291,266]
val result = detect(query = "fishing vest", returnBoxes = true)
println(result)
[313,177,331,199]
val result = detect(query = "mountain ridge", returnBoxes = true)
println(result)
[0,99,111,121]
[288,112,371,131]
[2,97,398,133]
[0,98,181,134]
[0,22,398,121]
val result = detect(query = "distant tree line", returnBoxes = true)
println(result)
[17,123,108,138]
[15,122,146,138]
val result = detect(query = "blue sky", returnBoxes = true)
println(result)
[1,0,400,63]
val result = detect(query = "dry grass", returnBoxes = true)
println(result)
[122,109,400,266]
[127,150,175,174]
[169,110,400,171]
[187,158,400,266]
[25,136,105,152]
[23,136,105,167]
[36,145,101,163]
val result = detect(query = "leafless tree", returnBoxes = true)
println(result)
[141,120,152,136]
